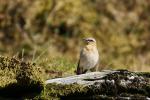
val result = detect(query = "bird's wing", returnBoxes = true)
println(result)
[95,60,100,71]
[77,59,88,74]
[76,49,84,75]
[76,58,82,75]
[95,54,100,70]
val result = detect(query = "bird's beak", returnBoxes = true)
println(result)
[83,38,89,42]
[82,38,86,41]
[83,39,90,44]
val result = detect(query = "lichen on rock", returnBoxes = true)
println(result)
[45,70,150,99]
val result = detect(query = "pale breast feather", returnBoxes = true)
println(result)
[79,47,99,70]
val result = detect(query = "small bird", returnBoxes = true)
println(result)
[76,37,99,75]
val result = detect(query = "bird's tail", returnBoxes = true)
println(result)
[76,66,82,75]
[76,66,87,75]
[76,60,82,75]
[76,60,87,75]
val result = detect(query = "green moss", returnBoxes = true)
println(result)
[44,83,87,98]
[34,83,88,99]
[0,56,44,98]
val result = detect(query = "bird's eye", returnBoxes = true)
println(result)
[89,40,94,42]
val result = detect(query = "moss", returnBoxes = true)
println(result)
[44,83,87,99]
[0,56,44,98]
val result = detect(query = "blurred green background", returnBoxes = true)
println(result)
[0,0,150,78]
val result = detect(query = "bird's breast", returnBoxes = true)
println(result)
[80,46,99,70]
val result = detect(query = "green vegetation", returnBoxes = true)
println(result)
[0,0,150,72]
[0,56,76,99]
[37,57,76,79]
[0,56,149,99]
[0,56,44,99]
[42,83,87,99]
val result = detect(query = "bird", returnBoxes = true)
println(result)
[76,37,99,75]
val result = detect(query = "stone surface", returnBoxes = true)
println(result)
[45,70,150,99]
[46,70,116,85]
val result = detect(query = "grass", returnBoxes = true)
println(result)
[36,57,77,79]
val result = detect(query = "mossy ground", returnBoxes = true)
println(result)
[0,55,77,99]
[0,56,149,99]
[0,56,44,99]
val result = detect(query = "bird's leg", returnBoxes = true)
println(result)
[90,67,97,72]
[82,69,88,74]
[90,63,99,72]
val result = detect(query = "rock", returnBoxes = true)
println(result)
[0,56,44,98]
[45,70,150,99]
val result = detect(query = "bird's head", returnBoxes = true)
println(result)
[83,37,97,45]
